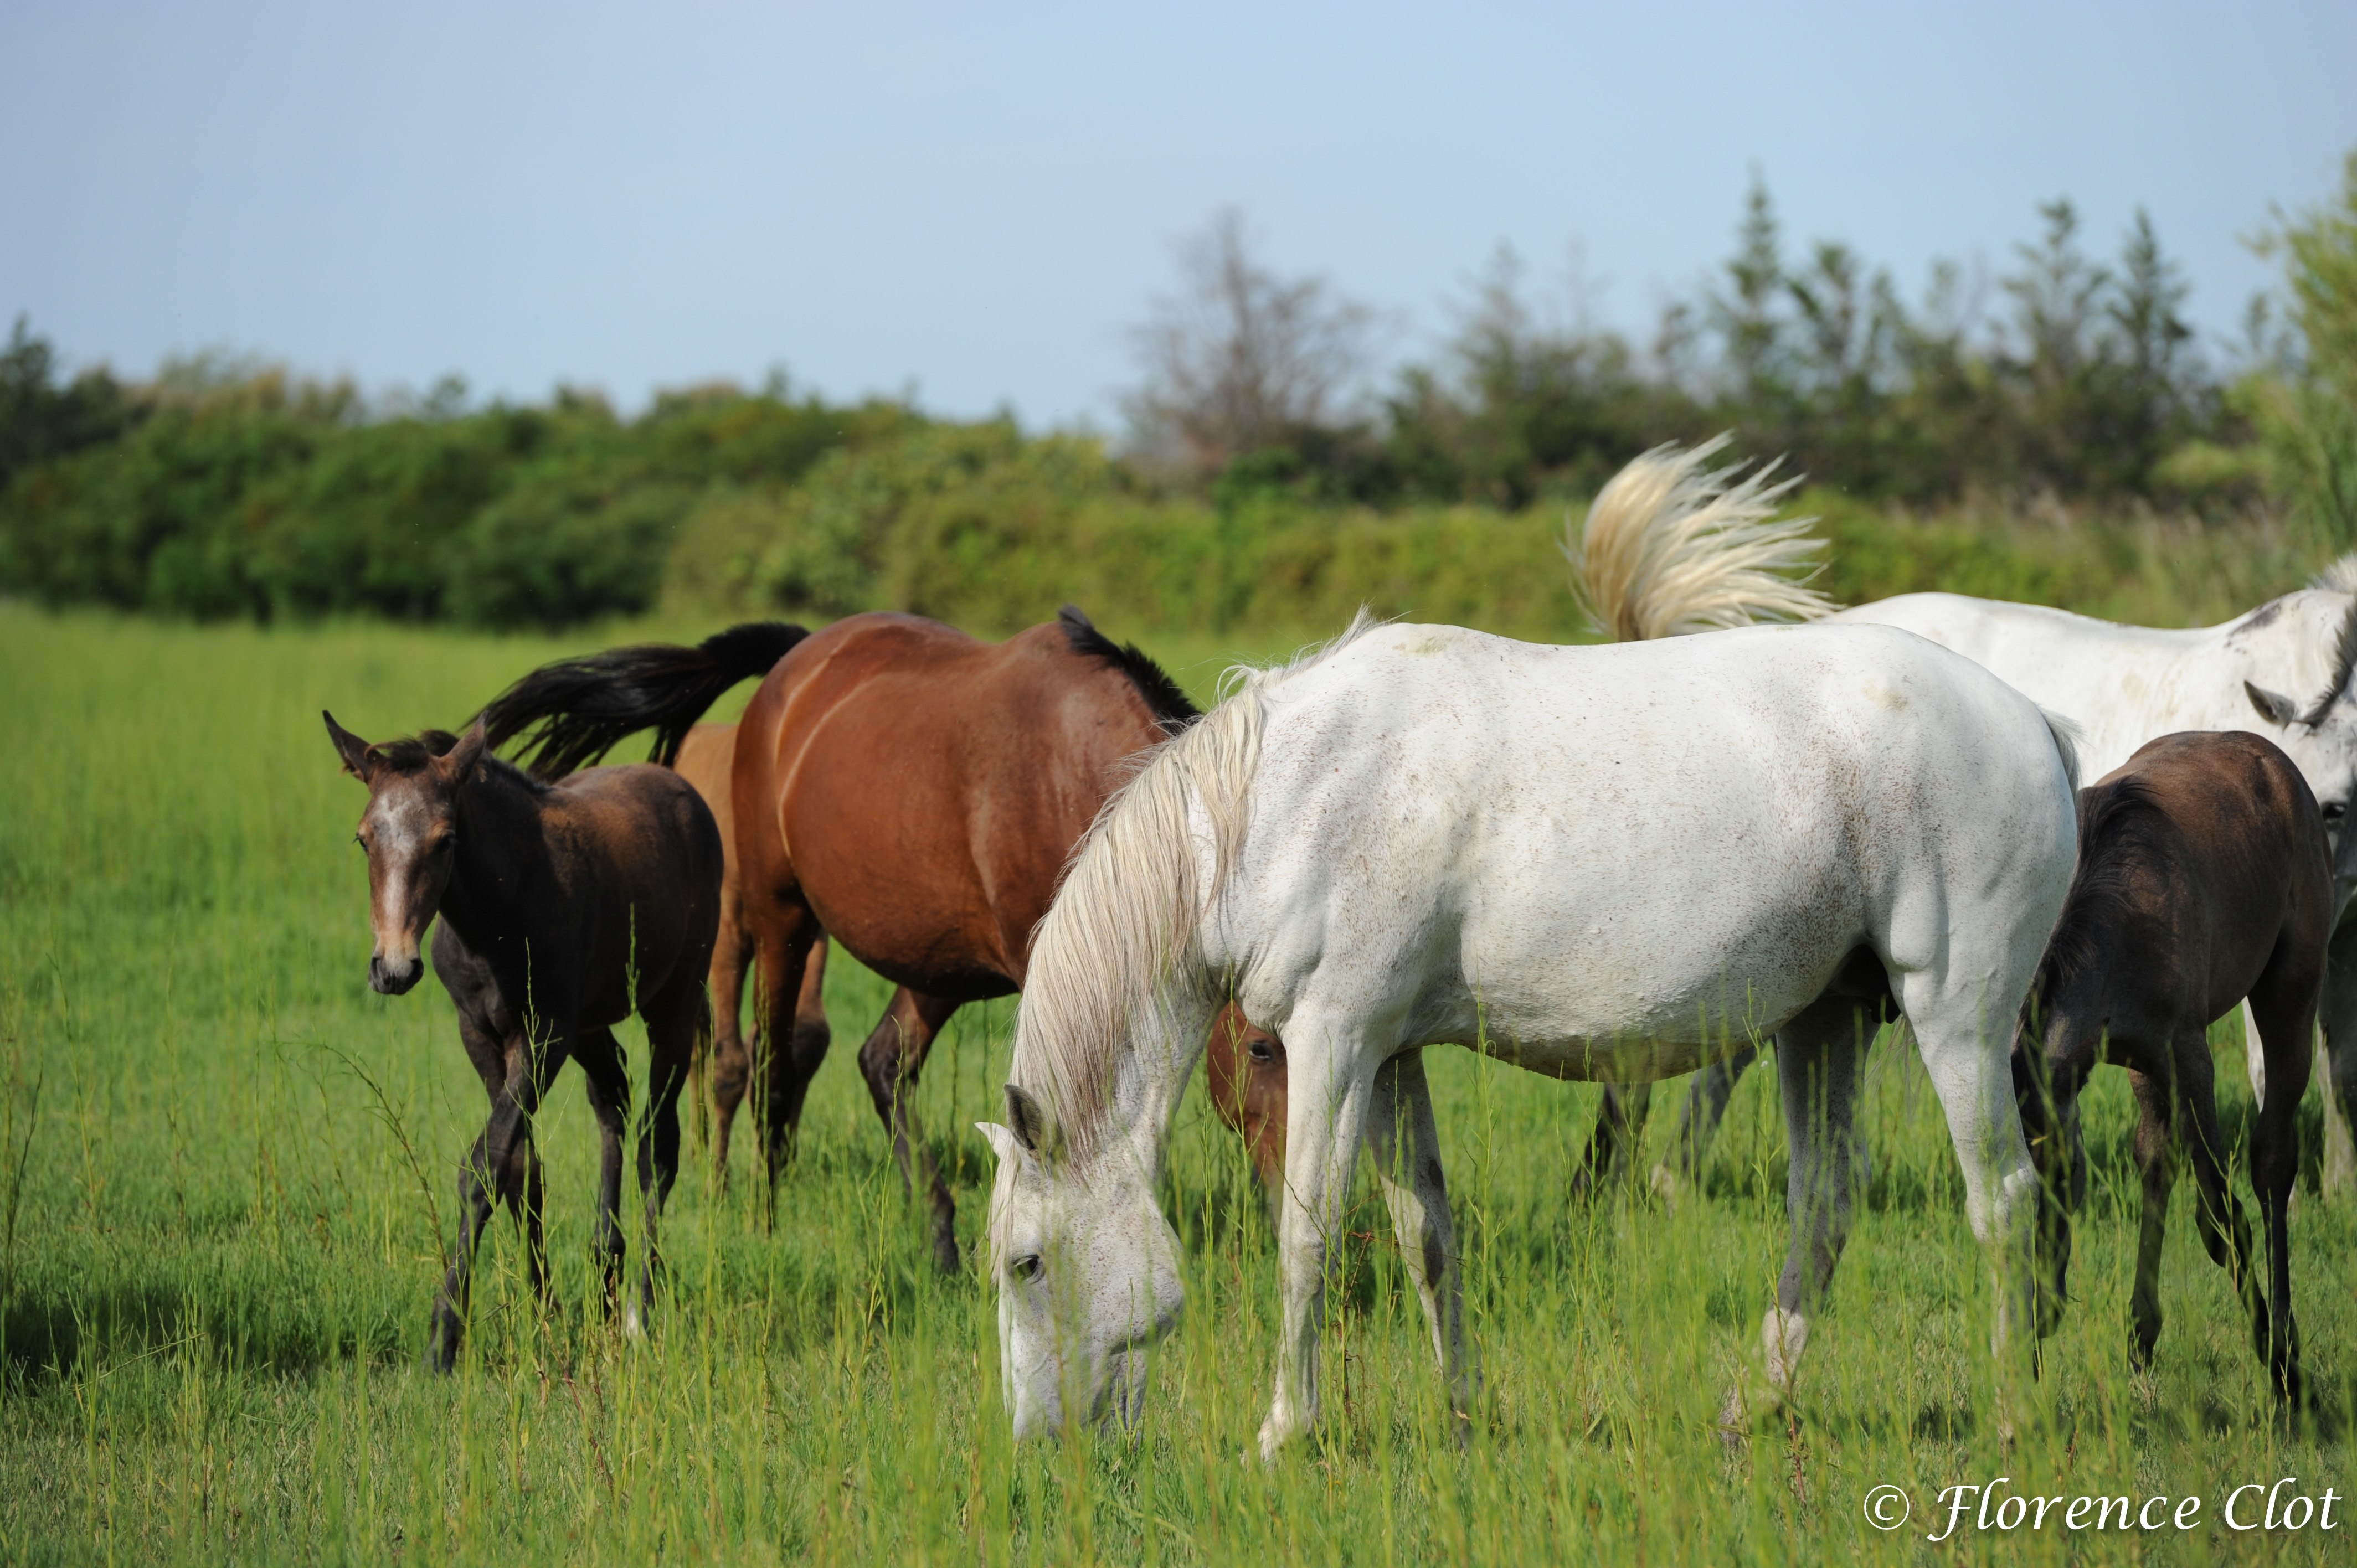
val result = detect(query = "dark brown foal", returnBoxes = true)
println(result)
[2016,731,2330,1401]
[325,714,723,1371]
[672,721,831,1183]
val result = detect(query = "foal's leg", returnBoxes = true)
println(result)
[431,1020,573,1373]
[2165,1030,2266,1370]
[628,981,703,1335]
[2121,1064,2182,1369]
[1653,1044,1760,1199]
[855,988,965,1273]
[1365,1050,1474,1425]
[1260,1019,1379,1459]
[1571,1082,1651,1203]
[2248,981,2316,1403]
[574,1027,632,1312]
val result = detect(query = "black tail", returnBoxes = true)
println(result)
[476,622,811,779]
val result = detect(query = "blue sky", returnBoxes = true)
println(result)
[3,1,2352,427]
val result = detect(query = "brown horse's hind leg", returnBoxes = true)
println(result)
[2166,1023,2268,1372]
[2247,979,2316,1405]
[629,979,703,1335]
[575,1027,632,1312]
[748,910,828,1199]
[2123,1065,2178,1370]
[704,912,754,1182]
[856,988,965,1272]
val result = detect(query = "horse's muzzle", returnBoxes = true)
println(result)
[369,953,424,995]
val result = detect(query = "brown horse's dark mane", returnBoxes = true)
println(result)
[2032,775,2168,1000]
[368,730,550,795]
[1058,605,1200,733]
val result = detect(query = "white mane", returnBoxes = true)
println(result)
[1566,434,1838,642]
[1011,613,1381,1154]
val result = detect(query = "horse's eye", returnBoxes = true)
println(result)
[1011,1254,1043,1283]
[352,833,366,851]
[1248,1040,1274,1064]
[2325,802,2346,823]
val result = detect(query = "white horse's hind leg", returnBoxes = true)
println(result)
[1260,1023,1378,1459]
[1754,993,1873,1407]
[1366,1050,1474,1425]
[1899,971,2040,1383]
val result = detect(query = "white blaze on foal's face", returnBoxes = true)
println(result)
[979,1085,1183,1438]
[323,713,484,996]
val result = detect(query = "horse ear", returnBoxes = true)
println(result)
[2246,681,2304,728]
[1003,1083,1057,1157]
[442,718,489,782]
[976,1122,1022,1163]
[323,711,376,781]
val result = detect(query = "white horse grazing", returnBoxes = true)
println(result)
[1571,440,2357,1187]
[980,617,2079,1455]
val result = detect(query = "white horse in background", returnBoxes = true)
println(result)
[1571,440,2357,1193]
[980,616,2078,1455]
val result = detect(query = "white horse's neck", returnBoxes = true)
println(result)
[1083,995,1219,1186]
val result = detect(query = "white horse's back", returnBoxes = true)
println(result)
[1212,621,2076,1079]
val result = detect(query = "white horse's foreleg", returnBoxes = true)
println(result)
[1365,1049,1474,1422]
[1260,1030,1376,1460]
[1759,996,1869,1401]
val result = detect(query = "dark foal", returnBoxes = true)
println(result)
[2018,731,2329,1401]
[482,607,1276,1271]
[672,721,831,1183]
[325,714,722,1370]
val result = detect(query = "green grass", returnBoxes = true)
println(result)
[3,604,2354,1565]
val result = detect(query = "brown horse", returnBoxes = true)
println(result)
[672,721,832,1179]
[482,606,1276,1269]
[2016,731,2329,1401]
[323,714,722,1370]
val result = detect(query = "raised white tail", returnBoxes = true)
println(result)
[1566,434,1838,641]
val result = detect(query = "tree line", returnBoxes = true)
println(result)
[2,155,2351,630]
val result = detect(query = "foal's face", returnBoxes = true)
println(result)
[324,714,486,996]
[979,1092,1184,1439]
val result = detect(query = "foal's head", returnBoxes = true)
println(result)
[323,713,488,995]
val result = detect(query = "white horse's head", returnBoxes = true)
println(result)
[979,1084,1184,1438]
[2240,586,2357,915]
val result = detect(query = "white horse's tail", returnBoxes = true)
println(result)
[1566,434,1839,642]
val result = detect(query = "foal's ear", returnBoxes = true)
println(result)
[1003,1083,1059,1158]
[323,711,376,782]
[441,718,489,783]
[2246,681,2305,728]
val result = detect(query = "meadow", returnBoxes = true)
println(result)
[4,602,2356,1566]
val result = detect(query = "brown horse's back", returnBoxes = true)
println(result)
[735,613,1169,999]
[2079,731,2332,1023]
[543,762,727,1023]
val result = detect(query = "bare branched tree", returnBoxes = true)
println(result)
[1122,208,1376,475]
